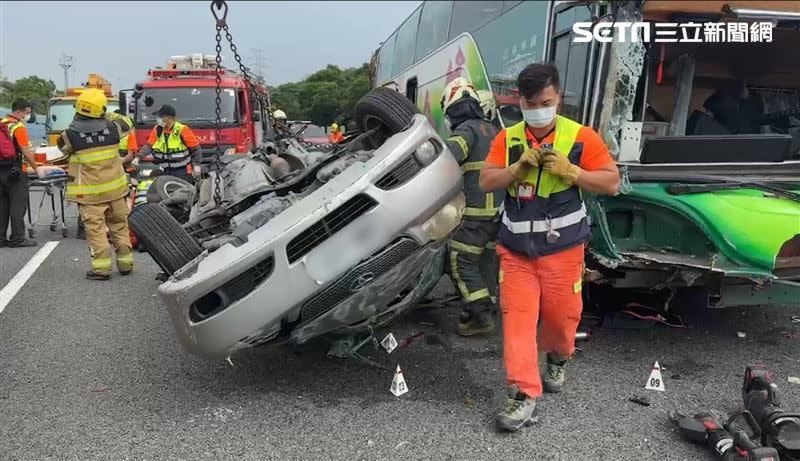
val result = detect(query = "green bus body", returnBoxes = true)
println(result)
[372,0,800,307]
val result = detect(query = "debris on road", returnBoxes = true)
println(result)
[671,374,682,380]
[788,376,800,385]
[395,441,409,450]
[646,361,666,391]
[71,257,79,262]
[94,386,110,392]
[464,397,476,408]
[629,395,651,406]
[737,331,747,338]
[791,315,800,324]
[575,331,590,341]
[390,365,408,397]
[367,440,375,448]
[381,333,398,353]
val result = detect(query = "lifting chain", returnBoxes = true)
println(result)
[210,0,259,204]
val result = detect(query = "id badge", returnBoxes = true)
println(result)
[517,182,534,200]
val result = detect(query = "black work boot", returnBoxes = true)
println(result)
[457,300,496,337]
[8,239,37,248]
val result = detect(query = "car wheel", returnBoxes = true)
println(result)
[353,87,420,148]
[128,203,202,275]
[145,175,193,205]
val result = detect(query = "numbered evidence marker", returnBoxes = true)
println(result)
[390,365,409,397]
[645,361,666,392]
[381,332,399,353]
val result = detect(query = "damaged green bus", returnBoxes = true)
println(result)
[371,0,800,308]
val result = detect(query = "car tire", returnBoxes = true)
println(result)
[146,175,193,205]
[354,87,420,148]
[128,203,202,275]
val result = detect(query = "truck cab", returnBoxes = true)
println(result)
[122,54,270,163]
[45,74,118,146]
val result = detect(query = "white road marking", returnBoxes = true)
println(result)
[0,241,59,313]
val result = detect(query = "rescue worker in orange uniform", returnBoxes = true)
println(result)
[1,99,44,248]
[57,89,134,280]
[329,123,344,143]
[133,104,200,182]
[479,63,620,432]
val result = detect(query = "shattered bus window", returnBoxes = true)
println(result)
[598,3,645,159]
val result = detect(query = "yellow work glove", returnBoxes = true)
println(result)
[507,148,542,180]
[542,150,581,184]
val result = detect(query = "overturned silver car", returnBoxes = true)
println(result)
[130,89,465,360]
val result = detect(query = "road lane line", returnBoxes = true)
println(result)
[0,241,60,313]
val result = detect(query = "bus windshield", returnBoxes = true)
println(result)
[136,87,237,126]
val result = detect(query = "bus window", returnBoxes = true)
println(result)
[392,7,422,77]
[414,1,453,61]
[550,6,592,123]
[448,1,502,40]
[377,33,397,84]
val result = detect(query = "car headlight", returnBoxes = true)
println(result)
[414,139,439,166]
[420,193,465,241]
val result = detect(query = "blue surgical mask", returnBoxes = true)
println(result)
[522,105,557,128]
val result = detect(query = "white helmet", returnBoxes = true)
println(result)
[272,109,287,120]
[440,77,480,114]
[477,90,496,120]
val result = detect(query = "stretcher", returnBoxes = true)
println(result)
[25,169,69,238]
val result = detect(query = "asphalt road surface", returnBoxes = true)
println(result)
[2,199,800,460]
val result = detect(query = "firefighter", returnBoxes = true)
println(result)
[57,89,134,280]
[480,63,620,432]
[440,78,501,337]
[271,109,290,140]
[75,110,137,240]
[133,105,200,182]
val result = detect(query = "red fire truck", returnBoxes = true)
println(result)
[120,54,271,163]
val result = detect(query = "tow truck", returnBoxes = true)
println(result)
[120,54,271,166]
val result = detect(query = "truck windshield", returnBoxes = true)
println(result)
[46,100,120,132]
[136,87,237,126]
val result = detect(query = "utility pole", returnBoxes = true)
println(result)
[250,48,265,81]
[59,54,74,91]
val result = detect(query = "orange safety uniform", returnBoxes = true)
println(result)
[485,119,614,398]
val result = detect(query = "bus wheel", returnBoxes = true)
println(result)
[354,87,420,148]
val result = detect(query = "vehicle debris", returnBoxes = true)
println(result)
[395,441,409,450]
[629,395,651,407]
[789,376,800,385]
[791,315,800,324]
[737,331,747,338]
[645,361,666,392]
[390,365,408,397]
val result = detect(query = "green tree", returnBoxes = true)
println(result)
[268,63,371,128]
[0,75,56,113]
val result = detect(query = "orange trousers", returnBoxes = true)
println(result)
[497,243,585,398]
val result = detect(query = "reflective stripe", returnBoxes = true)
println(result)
[116,253,134,268]
[447,136,469,160]
[69,148,119,164]
[67,175,128,197]
[464,206,499,217]
[91,257,112,271]
[461,161,483,172]
[450,250,490,302]
[501,203,588,234]
[450,240,484,255]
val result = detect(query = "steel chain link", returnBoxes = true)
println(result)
[211,0,259,204]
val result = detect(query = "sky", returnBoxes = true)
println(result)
[0,1,420,90]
